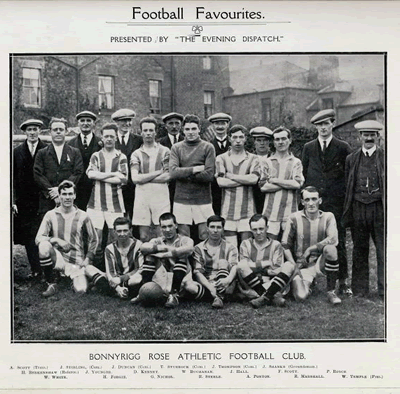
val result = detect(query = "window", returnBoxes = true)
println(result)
[204,91,215,118]
[22,68,41,107]
[98,76,114,110]
[149,80,161,114]
[262,98,272,124]
[322,98,334,109]
[203,56,212,70]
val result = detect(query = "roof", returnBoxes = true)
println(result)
[338,78,382,107]
[229,61,312,95]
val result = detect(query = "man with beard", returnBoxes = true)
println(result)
[13,119,46,278]
[68,111,102,210]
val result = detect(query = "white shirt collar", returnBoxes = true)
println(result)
[362,145,377,156]
[52,143,64,163]
[318,135,333,150]
[168,133,178,145]
[118,131,129,145]
[80,132,93,145]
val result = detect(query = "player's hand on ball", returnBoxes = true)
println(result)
[116,285,128,299]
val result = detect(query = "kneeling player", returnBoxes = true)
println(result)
[136,213,197,308]
[192,215,238,308]
[35,180,107,297]
[281,186,342,305]
[237,214,296,308]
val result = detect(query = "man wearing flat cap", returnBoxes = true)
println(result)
[159,112,184,211]
[302,109,352,297]
[13,119,47,278]
[342,120,385,298]
[207,112,232,215]
[250,126,274,213]
[111,108,143,220]
[68,111,102,210]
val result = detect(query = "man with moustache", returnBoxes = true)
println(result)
[159,112,184,210]
[112,108,143,219]
[34,117,84,215]
[207,112,232,215]
[302,109,352,296]
[68,111,102,210]
[13,119,46,278]
[342,120,385,298]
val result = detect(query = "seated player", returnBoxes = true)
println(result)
[131,116,171,242]
[35,180,107,297]
[216,125,260,247]
[192,215,238,309]
[237,214,296,308]
[281,186,342,305]
[135,213,197,308]
[102,217,144,299]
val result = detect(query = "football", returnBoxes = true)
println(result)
[138,282,167,307]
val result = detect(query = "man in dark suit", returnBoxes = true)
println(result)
[207,112,232,216]
[111,108,143,220]
[159,112,184,211]
[13,119,47,277]
[34,117,84,215]
[67,110,102,210]
[302,109,352,297]
[342,120,385,298]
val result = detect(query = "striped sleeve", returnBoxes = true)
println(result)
[105,246,120,288]
[281,214,296,251]
[192,245,205,274]
[118,153,128,181]
[317,213,338,250]
[267,241,284,275]
[239,240,252,263]
[258,159,271,187]
[161,147,170,172]
[35,212,53,245]
[293,159,305,186]
[86,152,100,175]
[83,215,98,261]
[249,155,261,177]
[215,155,226,177]
[130,151,141,172]
[227,243,239,267]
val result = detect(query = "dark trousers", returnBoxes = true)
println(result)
[350,200,384,296]
[25,238,41,274]
[320,196,348,281]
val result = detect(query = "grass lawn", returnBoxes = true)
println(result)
[12,232,385,342]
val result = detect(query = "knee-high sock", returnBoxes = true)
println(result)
[325,259,339,291]
[241,272,265,295]
[141,257,156,283]
[265,272,290,299]
[40,257,55,284]
[216,268,229,296]
[171,261,187,293]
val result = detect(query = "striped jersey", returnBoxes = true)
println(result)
[35,206,98,265]
[281,210,338,259]
[130,143,170,194]
[105,238,143,288]
[193,239,238,281]
[259,154,304,222]
[86,149,128,213]
[216,150,260,220]
[240,237,284,276]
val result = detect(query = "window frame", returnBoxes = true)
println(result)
[22,67,41,108]
[98,75,115,110]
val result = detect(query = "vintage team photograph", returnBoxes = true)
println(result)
[11,53,385,342]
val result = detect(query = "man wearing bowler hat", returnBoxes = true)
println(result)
[302,109,352,296]
[111,108,143,220]
[159,112,184,210]
[13,119,47,278]
[342,120,385,298]
[208,112,232,215]
[68,110,102,210]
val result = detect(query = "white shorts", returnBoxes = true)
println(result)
[54,249,85,279]
[267,220,287,236]
[173,203,214,225]
[300,255,324,283]
[224,218,251,233]
[87,208,124,230]
[132,190,170,226]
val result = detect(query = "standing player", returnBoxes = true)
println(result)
[67,110,102,210]
[102,217,144,299]
[302,109,352,296]
[237,214,295,308]
[86,123,128,265]
[137,213,196,308]
[216,125,260,247]
[192,215,238,309]
[13,119,46,278]
[281,186,342,305]
[260,126,304,240]
[169,114,215,241]
[35,180,102,297]
[131,117,171,242]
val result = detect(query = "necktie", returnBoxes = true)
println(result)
[219,139,226,150]
[322,141,327,154]
[29,143,35,157]
[122,135,126,146]
[174,135,177,144]
[83,135,88,149]
[365,151,369,157]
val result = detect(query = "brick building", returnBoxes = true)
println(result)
[11,54,230,134]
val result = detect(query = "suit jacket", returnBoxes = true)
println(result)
[68,133,102,210]
[342,147,385,228]
[158,133,184,149]
[302,136,352,199]
[210,136,230,157]
[33,143,84,213]
[13,139,47,242]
